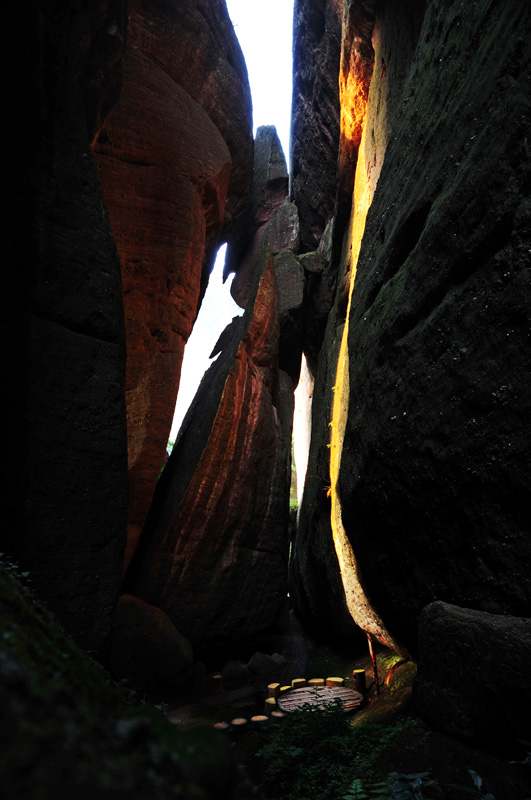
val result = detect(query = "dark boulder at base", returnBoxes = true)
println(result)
[106,594,193,695]
[414,601,531,747]
[0,564,254,799]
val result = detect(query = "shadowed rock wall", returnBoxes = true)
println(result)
[292,0,531,657]
[340,0,531,654]
[3,1,129,651]
[3,0,253,652]
[292,0,425,644]
[291,0,343,253]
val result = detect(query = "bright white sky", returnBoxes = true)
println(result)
[170,0,294,440]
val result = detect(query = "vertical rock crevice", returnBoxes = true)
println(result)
[292,0,427,649]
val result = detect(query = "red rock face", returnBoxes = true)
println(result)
[93,1,253,571]
[128,249,292,648]
[128,0,253,229]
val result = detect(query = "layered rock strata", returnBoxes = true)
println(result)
[93,0,253,570]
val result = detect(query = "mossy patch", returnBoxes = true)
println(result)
[0,562,252,798]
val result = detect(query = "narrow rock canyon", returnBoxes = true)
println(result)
[2,0,531,795]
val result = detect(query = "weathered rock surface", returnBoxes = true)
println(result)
[229,126,304,383]
[229,126,290,305]
[107,594,193,694]
[339,0,531,654]
[4,1,129,651]
[274,250,305,380]
[128,0,253,230]
[291,0,343,252]
[93,1,253,570]
[414,602,531,745]
[294,0,531,660]
[126,244,291,649]
[290,307,362,641]
[292,0,423,646]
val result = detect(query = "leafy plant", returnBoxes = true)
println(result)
[342,771,443,800]
[468,769,495,800]
[342,778,371,799]
[253,702,418,800]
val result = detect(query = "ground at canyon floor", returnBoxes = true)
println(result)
[163,628,531,800]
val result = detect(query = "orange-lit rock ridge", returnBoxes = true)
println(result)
[128,244,292,647]
[93,0,253,571]
[125,127,297,648]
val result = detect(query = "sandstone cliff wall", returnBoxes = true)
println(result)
[93,0,253,571]
[125,128,296,649]
[292,0,531,657]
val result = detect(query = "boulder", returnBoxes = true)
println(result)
[266,201,300,255]
[107,594,193,693]
[414,602,531,745]
[274,251,305,316]
[221,660,253,691]
[246,651,286,684]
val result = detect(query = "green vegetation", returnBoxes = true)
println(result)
[238,697,509,800]
[248,700,418,800]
